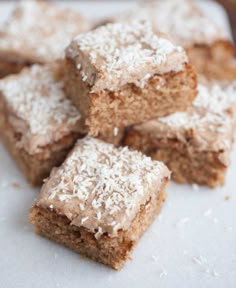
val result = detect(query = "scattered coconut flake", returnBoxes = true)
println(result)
[204,209,212,216]
[113,127,119,137]
[81,217,89,224]
[176,217,190,227]
[192,184,199,191]
[151,255,159,262]
[192,255,207,266]
[95,226,103,239]
[159,269,168,278]
[213,218,219,224]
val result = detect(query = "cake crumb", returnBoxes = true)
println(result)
[12,182,21,189]
[224,195,231,201]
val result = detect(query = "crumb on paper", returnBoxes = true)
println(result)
[11,182,21,189]
[224,195,231,201]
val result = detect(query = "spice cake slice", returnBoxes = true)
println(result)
[30,136,170,270]
[0,64,84,185]
[124,81,236,187]
[105,0,235,80]
[0,0,91,78]
[64,20,197,144]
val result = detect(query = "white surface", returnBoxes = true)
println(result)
[0,1,235,288]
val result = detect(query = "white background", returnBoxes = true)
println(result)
[0,1,235,288]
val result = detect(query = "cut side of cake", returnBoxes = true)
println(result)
[124,81,236,187]
[0,64,85,185]
[30,136,170,270]
[64,20,197,144]
[0,0,91,78]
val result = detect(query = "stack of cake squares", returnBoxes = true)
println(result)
[0,0,235,270]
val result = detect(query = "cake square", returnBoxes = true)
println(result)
[0,64,85,186]
[124,80,236,187]
[64,20,197,144]
[106,0,235,80]
[0,0,91,78]
[29,136,170,270]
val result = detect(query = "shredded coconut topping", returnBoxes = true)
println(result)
[160,82,236,131]
[37,137,170,238]
[112,0,229,47]
[0,65,81,154]
[195,83,236,116]
[66,20,187,92]
[135,81,235,155]
[0,0,90,61]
